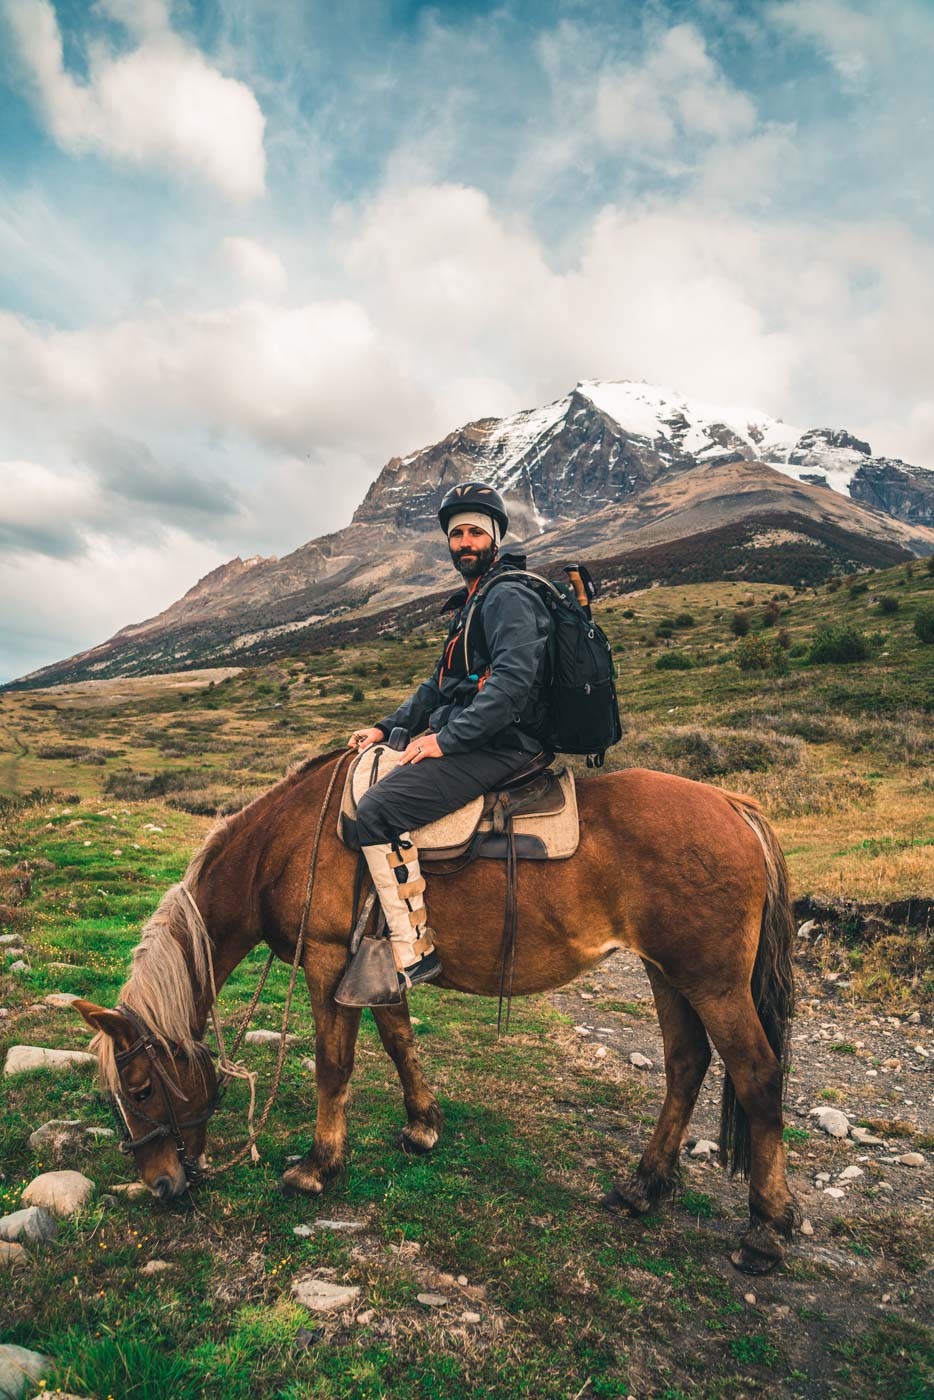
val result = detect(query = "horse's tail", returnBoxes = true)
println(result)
[718,793,796,1179]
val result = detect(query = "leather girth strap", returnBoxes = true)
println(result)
[496,807,519,1036]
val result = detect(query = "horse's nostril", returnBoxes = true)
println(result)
[153,1175,173,1200]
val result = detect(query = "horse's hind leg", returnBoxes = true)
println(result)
[371,1001,444,1155]
[281,948,361,1196]
[605,961,711,1216]
[692,989,798,1274]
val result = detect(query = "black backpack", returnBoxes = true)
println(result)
[464,565,622,766]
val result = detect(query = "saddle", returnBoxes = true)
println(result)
[337,744,580,866]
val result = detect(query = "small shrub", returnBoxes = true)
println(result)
[877,595,899,614]
[827,576,841,592]
[847,578,869,597]
[762,603,781,627]
[351,686,365,703]
[379,675,392,688]
[734,636,774,671]
[914,605,934,644]
[789,642,808,658]
[731,611,750,637]
[926,554,934,576]
[673,612,695,628]
[809,626,870,664]
[776,628,791,650]
[622,608,636,619]
[655,651,693,671]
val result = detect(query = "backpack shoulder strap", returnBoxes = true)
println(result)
[462,568,560,672]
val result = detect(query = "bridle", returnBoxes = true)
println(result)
[108,1003,221,1186]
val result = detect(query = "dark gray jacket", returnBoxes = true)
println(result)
[377,553,552,755]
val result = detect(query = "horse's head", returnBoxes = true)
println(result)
[74,999,219,1199]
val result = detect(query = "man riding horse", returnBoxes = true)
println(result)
[348,481,552,991]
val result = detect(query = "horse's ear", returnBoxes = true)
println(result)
[73,1000,135,1047]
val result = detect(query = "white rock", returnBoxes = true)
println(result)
[44,993,79,1008]
[9,961,27,973]
[0,1240,28,1271]
[809,1106,850,1138]
[850,1127,884,1145]
[313,1219,366,1232]
[0,934,23,946]
[574,1025,591,1036]
[907,1011,921,1024]
[796,919,818,938]
[800,1219,814,1236]
[690,1139,718,1159]
[896,1153,925,1168]
[744,1292,756,1305]
[594,1046,608,1059]
[815,1172,831,1183]
[416,1292,447,1308]
[461,1311,482,1323]
[823,1187,845,1198]
[457,1274,468,1286]
[111,1182,149,1199]
[0,1344,52,1398]
[301,1058,316,1073]
[629,1052,653,1070]
[140,1259,172,1274]
[22,1170,95,1217]
[876,1181,894,1192]
[839,1166,864,1181]
[0,1207,59,1245]
[356,1309,376,1326]
[27,1119,82,1151]
[84,1126,115,1140]
[4,1046,97,1076]
[292,1276,360,1312]
[243,1029,299,1045]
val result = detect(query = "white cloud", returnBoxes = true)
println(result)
[222,236,288,297]
[0,297,431,459]
[5,0,266,201]
[595,24,756,157]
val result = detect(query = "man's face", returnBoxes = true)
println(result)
[448,523,495,579]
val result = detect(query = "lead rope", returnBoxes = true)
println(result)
[182,748,352,1175]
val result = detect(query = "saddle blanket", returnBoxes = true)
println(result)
[338,743,580,862]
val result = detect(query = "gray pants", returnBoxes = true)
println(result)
[354,747,531,846]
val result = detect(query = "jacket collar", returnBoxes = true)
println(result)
[439,552,528,613]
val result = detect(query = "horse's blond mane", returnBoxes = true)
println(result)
[94,748,341,1091]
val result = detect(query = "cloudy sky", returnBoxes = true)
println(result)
[1,0,932,681]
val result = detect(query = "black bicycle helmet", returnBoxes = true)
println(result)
[438,482,509,538]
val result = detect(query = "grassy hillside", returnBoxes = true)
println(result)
[2,557,931,904]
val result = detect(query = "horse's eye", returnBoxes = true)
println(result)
[132,1084,153,1103]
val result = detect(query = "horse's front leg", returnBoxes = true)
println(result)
[371,1000,444,1155]
[281,947,360,1196]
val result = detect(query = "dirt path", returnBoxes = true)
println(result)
[549,950,932,1394]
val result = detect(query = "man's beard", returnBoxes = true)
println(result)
[450,542,495,579]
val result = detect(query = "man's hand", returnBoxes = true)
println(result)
[398,733,444,765]
[348,727,385,751]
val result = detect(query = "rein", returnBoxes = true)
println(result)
[114,749,352,1182]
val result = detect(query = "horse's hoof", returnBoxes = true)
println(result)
[280,1161,328,1197]
[601,1179,653,1217]
[399,1122,439,1155]
[730,1223,785,1275]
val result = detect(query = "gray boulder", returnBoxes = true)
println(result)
[4,1046,96,1076]
[0,1344,52,1400]
[0,1206,59,1245]
[22,1170,95,1217]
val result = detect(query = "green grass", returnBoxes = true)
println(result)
[1,559,933,1396]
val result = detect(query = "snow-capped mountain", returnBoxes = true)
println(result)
[356,380,933,531]
[10,380,934,688]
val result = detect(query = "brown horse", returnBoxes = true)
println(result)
[75,747,798,1274]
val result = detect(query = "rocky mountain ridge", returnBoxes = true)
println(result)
[9,380,934,689]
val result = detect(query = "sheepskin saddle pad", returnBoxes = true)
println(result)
[337,743,579,863]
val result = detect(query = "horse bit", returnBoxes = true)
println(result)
[108,1003,222,1186]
